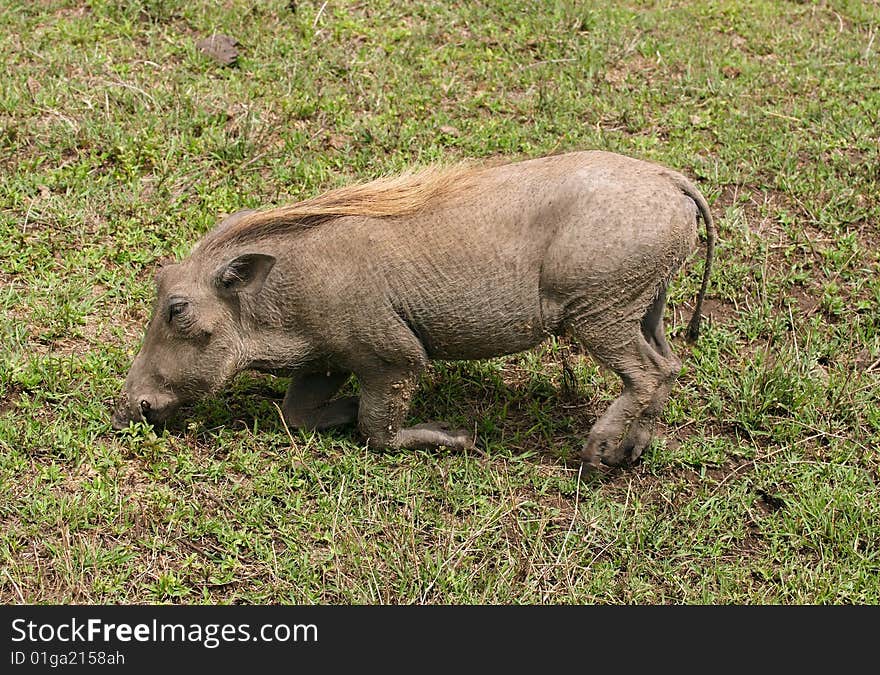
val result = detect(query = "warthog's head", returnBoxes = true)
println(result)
[112,216,276,430]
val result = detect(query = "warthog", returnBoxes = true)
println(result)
[112,151,715,467]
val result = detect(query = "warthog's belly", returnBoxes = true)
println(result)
[389,263,547,361]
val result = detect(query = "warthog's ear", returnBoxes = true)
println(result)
[213,253,276,294]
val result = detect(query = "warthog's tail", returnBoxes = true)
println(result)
[670,175,716,343]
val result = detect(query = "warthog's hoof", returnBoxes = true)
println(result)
[580,421,654,468]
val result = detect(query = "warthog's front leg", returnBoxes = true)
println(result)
[282,371,358,431]
[356,366,474,451]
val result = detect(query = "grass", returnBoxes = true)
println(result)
[0,0,878,604]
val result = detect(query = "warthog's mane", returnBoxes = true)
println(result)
[200,162,492,253]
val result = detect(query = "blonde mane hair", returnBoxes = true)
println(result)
[202,162,489,251]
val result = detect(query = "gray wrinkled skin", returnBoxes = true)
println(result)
[112,151,716,467]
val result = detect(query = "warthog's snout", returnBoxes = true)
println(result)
[110,391,180,430]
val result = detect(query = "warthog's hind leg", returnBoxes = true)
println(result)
[573,293,681,467]
[613,289,683,460]
[282,371,359,431]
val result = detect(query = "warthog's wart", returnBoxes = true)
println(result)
[113,151,716,467]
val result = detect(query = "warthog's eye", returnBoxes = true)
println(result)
[165,297,208,339]
[167,298,189,324]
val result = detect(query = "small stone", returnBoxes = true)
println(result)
[197,34,239,67]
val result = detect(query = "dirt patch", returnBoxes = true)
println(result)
[602,54,658,87]
[853,217,880,251]
[786,284,821,317]
[658,419,699,455]
[699,297,738,326]
[53,5,91,19]
[0,384,23,414]
[755,488,786,514]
